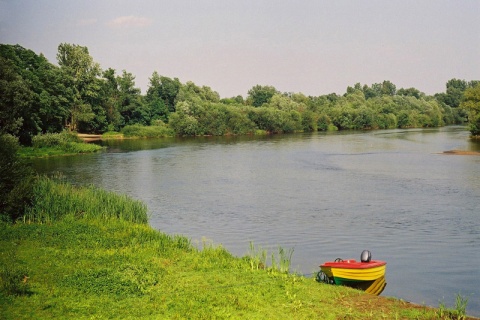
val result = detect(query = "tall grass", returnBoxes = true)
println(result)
[247,242,294,274]
[24,177,148,224]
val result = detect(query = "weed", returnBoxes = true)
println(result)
[454,293,469,320]
[278,246,294,273]
[436,293,469,320]
[248,242,267,270]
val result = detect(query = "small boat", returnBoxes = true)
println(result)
[316,250,387,295]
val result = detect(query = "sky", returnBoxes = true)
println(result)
[1,0,479,98]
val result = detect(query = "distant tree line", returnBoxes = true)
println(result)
[1,43,480,144]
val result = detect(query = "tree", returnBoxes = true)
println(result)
[1,44,69,143]
[101,68,122,130]
[247,85,278,107]
[461,83,480,136]
[0,57,35,139]
[146,72,181,116]
[381,80,396,96]
[115,70,147,125]
[397,87,422,99]
[435,78,470,108]
[57,43,101,131]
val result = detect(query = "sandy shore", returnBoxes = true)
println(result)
[441,150,480,156]
[77,133,103,142]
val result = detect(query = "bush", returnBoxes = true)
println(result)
[0,134,35,222]
[121,124,174,138]
[32,131,81,148]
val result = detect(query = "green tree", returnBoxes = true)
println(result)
[1,44,70,143]
[397,87,422,99]
[461,83,480,136]
[101,68,122,130]
[146,72,181,116]
[116,70,146,125]
[0,57,35,139]
[435,78,472,108]
[381,80,396,96]
[57,43,101,131]
[247,85,279,107]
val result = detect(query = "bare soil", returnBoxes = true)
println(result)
[441,150,480,156]
[77,133,103,142]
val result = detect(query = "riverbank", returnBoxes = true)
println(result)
[1,217,467,319]
[1,180,476,319]
[17,132,104,159]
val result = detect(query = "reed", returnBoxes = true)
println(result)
[247,242,294,274]
[23,177,148,224]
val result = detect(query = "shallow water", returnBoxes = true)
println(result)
[33,126,480,316]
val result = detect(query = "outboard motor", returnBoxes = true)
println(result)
[360,250,371,263]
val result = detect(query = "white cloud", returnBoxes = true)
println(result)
[107,16,152,28]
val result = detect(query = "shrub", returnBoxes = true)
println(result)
[32,131,81,148]
[121,124,174,138]
[0,134,35,222]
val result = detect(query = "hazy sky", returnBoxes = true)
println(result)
[1,0,479,97]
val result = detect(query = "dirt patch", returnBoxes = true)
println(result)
[340,294,479,319]
[441,150,480,156]
[77,134,103,142]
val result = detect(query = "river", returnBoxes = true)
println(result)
[32,126,480,316]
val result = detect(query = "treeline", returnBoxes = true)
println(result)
[1,43,480,144]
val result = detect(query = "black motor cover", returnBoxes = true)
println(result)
[361,250,371,262]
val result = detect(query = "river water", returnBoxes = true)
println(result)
[32,126,480,316]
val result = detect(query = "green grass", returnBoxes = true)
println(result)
[0,179,449,319]
[19,132,104,158]
[1,218,442,320]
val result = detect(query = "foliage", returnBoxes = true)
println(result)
[146,72,182,117]
[19,132,103,158]
[460,83,480,136]
[1,44,477,143]
[23,177,148,224]
[0,134,35,222]
[57,43,101,132]
[0,53,38,144]
[31,131,81,147]
[121,123,174,138]
[247,85,279,107]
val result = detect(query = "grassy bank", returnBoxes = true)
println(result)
[19,132,104,158]
[0,179,471,319]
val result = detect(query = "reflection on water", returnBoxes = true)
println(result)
[33,126,480,316]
